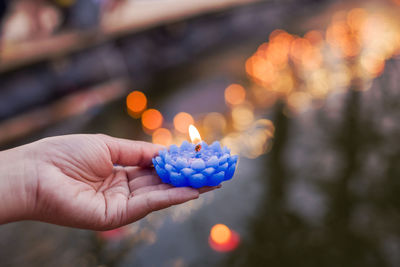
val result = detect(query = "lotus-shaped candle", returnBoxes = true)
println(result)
[152,125,238,188]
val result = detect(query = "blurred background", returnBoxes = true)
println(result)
[1,0,400,266]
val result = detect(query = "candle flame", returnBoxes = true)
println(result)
[188,124,201,144]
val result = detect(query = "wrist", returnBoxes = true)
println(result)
[0,144,38,223]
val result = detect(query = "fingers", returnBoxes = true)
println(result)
[98,134,165,167]
[198,185,221,194]
[126,187,199,222]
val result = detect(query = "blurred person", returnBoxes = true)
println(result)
[0,0,124,42]
[0,134,217,230]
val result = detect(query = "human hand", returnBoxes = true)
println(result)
[0,134,217,230]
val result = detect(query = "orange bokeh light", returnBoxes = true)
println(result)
[142,109,163,131]
[173,112,194,134]
[304,30,323,46]
[209,224,240,252]
[225,84,246,106]
[210,224,231,244]
[152,128,172,146]
[126,91,147,116]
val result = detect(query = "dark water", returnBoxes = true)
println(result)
[1,1,400,266]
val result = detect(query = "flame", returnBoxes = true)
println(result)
[188,124,201,144]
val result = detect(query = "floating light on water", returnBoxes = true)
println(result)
[209,224,240,252]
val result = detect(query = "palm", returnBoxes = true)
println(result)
[32,134,201,230]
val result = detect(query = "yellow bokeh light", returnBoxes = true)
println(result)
[210,224,232,245]
[126,91,147,117]
[203,112,227,135]
[152,128,172,146]
[224,84,246,106]
[173,112,194,134]
[232,104,254,131]
[142,109,163,131]
[287,92,311,113]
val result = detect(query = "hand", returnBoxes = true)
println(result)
[0,134,217,230]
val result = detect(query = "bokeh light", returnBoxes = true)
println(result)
[209,224,240,252]
[202,112,227,140]
[224,84,246,106]
[231,103,254,131]
[210,224,231,245]
[126,91,147,117]
[152,128,172,146]
[173,112,194,134]
[142,109,163,131]
[125,7,400,160]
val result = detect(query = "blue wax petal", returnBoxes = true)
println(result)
[159,149,167,157]
[222,146,230,154]
[170,172,186,186]
[210,141,222,153]
[202,167,215,176]
[219,154,229,165]
[189,173,206,188]
[191,158,205,171]
[165,154,175,165]
[201,141,208,149]
[181,168,194,177]
[217,162,229,172]
[233,155,239,163]
[175,157,188,169]
[180,140,192,151]
[155,156,164,166]
[208,171,225,186]
[206,156,219,168]
[169,144,179,153]
[228,155,238,165]
[224,163,236,180]
[152,158,156,166]
[155,165,170,183]
[164,163,176,173]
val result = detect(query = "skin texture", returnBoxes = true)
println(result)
[0,134,218,230]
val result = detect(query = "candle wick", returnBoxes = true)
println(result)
[195,144,202,152]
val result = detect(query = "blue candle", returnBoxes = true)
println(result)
[152,125,238,188]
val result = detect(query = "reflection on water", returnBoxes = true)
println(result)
[222,4,400,267]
